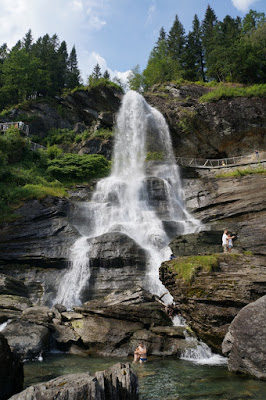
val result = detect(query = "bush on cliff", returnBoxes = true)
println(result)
[47,153,111,182]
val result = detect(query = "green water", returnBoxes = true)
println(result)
[24,353,266,400]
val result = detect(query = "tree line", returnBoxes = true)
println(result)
[0,30,81,110]
[129,6,266,91]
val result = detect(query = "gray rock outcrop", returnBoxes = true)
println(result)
[222,295,266,380]
[160,254,266,353]
[88,232,147,299]
[9,363,138,400]
[0,333,24,400]
[2,320,50,359]
[145,83,266,158]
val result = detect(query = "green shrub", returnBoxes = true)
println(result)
[90,128,114,140]
[75,134,83,143]
[0,127,29,163]
[45,128,77,145]
[47,153,111,182]
[146,152,164,161]
[199,84,266,103]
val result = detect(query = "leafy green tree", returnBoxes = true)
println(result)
[143,39,182,87]
[2,48,47,102]
[128,64,145,92]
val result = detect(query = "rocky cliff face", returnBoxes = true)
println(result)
[4,85,122,159]
[145,83,266,158]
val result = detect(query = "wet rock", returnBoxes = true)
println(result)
[1,320,50,359]
[0,274,29,298]
[160,254,266,353]
[87,233,147,299]
[222,295,266,380]
[9,363,138,400]
[52,324,80,350]
[0,333,23,400]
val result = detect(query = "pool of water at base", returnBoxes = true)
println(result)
[24,353,266,400]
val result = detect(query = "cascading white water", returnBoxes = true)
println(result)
[54,90,200,309]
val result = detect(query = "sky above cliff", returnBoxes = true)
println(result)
[0,0,265,84]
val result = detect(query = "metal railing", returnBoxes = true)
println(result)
[0,121,29,135]
[176,152,265,168]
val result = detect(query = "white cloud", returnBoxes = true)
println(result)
[231,0,258,12]
[0,0,109,49]
[79,50,131,88]
[146,0,156,25]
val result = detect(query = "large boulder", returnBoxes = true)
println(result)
[87,232,147,299]
[9,363,138,400]
[160,254,266,353]
[222,295,266,380]
[1,320,50,359]
[0,333,23,400]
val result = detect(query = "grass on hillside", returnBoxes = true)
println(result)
[169,254,220,283]
[216,165,266,178]
[199,84,266,103]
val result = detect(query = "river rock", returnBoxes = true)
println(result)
[222,295,266,380]
[1,320,50,359]
[160,254,266,353]
[9,363,138,400]
[71,314,143,356]
[87,232,147,299]
[0,333,24,400]
[52,324,80,350]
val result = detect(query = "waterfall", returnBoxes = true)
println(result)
[54,90,200,309]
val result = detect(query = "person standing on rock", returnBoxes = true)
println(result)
[222,229,229,253]
[227,232,235,253]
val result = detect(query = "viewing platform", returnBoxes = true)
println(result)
[176,152,266,169]
[0,121,29,135]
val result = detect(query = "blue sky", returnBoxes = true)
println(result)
[0,0,265,84]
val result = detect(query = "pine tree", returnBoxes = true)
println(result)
[103,70,110,80]
[183,14,205,81]
[92,63,102,80]
[167,15,186,62]
[22,30,33,52]
[67,46,81,89]
[201,5,218,79]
